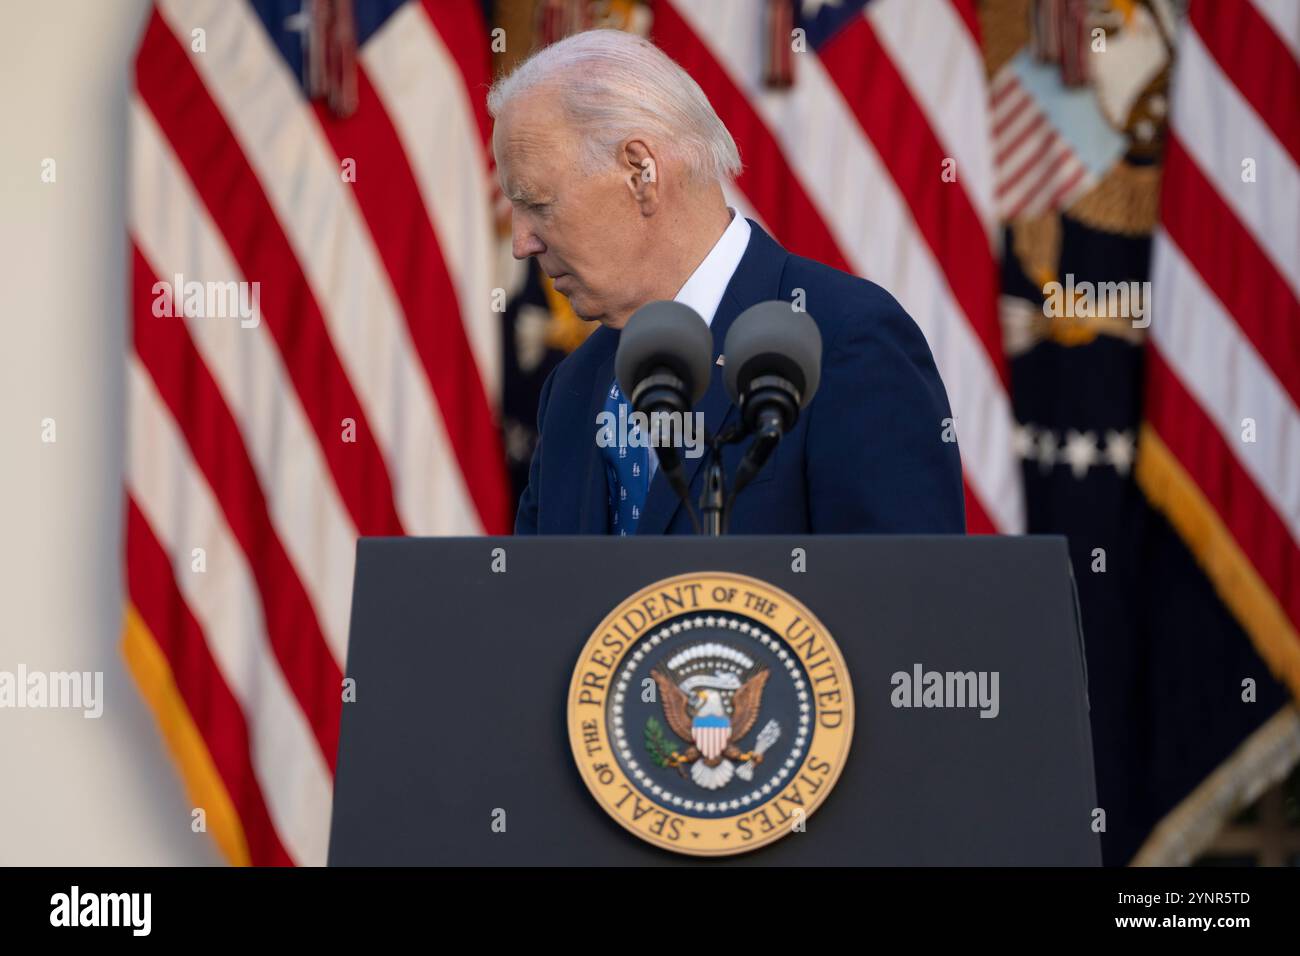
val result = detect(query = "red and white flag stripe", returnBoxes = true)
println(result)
[1145,0,1300,684]
[126,0,506,865]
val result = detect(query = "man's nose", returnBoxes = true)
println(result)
[511,216,546,260]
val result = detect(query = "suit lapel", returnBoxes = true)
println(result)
[637,221,788,535]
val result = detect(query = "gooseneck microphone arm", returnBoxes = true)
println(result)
[722,414,780,535]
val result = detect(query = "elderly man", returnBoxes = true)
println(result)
[491,29,965,536]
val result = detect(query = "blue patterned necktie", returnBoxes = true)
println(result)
[601,380,650,535]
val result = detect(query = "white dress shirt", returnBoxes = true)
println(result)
[641,209,751,484]
[673,208,752,325]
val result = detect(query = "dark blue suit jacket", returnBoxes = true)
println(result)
[514,221,966,535]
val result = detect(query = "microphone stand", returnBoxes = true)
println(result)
[698,423,747,537]
[700,435,726,537]
[663,409,788,537]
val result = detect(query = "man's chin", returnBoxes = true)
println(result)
[567,296,605,325]
[564,291,625,329]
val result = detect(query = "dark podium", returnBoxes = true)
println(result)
[328,536,1100,866]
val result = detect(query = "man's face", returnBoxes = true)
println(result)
[494,92,646,326]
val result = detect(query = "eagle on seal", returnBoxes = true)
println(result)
[650,666,770,790]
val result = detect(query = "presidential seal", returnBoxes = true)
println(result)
[567,572,853,856]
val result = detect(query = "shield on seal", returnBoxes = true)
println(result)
[692,714,731,760]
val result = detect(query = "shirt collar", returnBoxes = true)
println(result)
[673,208,752,327]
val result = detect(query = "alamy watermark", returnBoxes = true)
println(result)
[50,886,150,936]
[0,665,103,718]
[152,272,261,329]
[596,405,706,459]
[890,663,1000,718]
[1043,273,1150,328]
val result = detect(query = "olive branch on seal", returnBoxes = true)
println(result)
[644,717,680,768]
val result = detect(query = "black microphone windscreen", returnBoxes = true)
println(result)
[615,300,714,406]
[723,301,822,408]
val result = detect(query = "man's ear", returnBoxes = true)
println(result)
[622,139,660,215]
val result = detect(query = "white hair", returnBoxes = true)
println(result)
[487,29,742,184]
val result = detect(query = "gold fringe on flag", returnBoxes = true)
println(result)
[121,604,251,866]
[1134,428,1300,865]
[1136,425,1300,699]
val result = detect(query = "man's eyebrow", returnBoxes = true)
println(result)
[509,189,550,205]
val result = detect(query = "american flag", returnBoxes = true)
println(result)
[1140,0,1300,698]
[125,0,506,867]
[124,0,1021,867]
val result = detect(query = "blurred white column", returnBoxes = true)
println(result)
[0,0,223,865]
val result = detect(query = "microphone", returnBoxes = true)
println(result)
[722,301,822,499]
[615,301,714,525]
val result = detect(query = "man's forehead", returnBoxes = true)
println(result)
[494,105,570,194]
[495,90,569,150]
[496,154,549,201]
